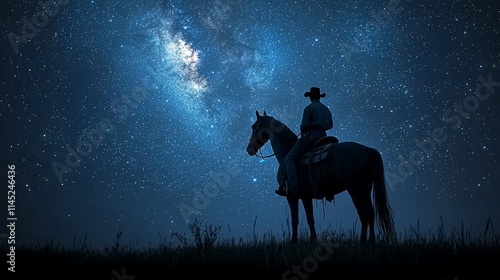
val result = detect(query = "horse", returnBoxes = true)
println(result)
[246,111,396,244]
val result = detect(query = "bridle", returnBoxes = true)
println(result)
[250,132,300,159]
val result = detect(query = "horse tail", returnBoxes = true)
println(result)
[369,148,397,241]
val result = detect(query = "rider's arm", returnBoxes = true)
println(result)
[326,109,333,130]
[299,106,310,133]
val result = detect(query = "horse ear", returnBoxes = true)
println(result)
[256,110,260,118]
[263,110,267,116]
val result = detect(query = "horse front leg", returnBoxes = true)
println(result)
[302,198,317,243]
[287,196,299,243]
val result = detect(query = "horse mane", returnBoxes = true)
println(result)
[264,116,295,138]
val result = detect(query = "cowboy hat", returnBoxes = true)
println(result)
[304,87,326,98]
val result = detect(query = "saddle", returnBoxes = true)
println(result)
[297,136,340,202]
[276,136,341,201]
[299,136,339,165]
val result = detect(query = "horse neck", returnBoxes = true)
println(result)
[269,123,296,165]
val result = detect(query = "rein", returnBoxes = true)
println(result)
[254,132,301,159]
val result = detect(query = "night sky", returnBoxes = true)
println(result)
[1,0,499,248]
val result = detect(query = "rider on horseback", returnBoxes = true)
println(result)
[275,87,333,197]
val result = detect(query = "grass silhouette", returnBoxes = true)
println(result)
[8,217,500,279]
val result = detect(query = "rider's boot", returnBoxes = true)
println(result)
[275,181,288,196]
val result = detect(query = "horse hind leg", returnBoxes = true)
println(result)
[301,198,317,243]
[349,190,375,244]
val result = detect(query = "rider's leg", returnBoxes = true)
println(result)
[284,131,326,196]
[276,131,326,196]
[284,141,306,195]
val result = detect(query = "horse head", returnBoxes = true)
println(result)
[246,110,273,156]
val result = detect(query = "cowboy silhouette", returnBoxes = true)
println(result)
[275,87,333,196]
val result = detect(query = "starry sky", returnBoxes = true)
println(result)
[1,0,499,248]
